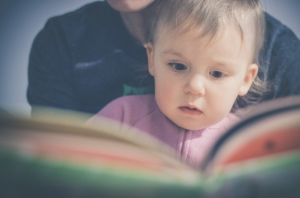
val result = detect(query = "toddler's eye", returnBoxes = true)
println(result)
[169,63,187,71]
[210,71,224,78]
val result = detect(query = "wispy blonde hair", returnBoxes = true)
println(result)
[143,0,266,110]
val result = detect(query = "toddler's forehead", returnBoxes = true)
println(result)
[155,22,248,45]
[154,22,255,63]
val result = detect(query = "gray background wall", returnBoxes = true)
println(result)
[0,0,299,117]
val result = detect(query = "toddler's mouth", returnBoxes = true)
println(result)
[179,106,202,116]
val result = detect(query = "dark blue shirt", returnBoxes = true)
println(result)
[27,1,300,115]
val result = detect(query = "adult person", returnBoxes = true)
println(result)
[27,0,300,116]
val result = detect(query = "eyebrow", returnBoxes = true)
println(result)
[162,49,240,68]
[211,59,239,68]
[161,49,185,58]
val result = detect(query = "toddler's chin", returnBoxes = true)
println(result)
[174,120,207,131]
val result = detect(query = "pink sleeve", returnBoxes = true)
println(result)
[86,97,126,126]
[86,95,157,127]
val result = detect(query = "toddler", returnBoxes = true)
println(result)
[87,0,265,167]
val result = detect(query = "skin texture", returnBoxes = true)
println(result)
[106,0,155,13]
[146,26,258,130]
[107,0,155,44]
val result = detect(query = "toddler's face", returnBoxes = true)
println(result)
[147,26,257,130]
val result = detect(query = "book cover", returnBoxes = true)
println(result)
[0,96,300,198]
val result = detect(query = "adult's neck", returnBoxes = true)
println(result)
[120,11,146,45]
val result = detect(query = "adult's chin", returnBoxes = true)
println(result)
[106,0,155,13]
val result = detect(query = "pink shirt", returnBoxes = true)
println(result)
[87,95,239,167]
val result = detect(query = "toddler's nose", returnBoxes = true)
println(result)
[184,75,205,96]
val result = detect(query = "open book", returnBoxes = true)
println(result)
[0,96,300,198]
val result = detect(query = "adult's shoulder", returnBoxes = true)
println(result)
[263,12,300,61]
[264,12,300,50]
[30,1,123,69]
[46,1,114,30]
[29,1,119,76]
[261,13,300,100]
[40,1,119,44]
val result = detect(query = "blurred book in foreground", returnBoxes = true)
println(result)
[0,96,300,198]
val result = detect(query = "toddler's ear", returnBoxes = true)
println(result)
[238,64,258,96]
[145,43,154,76]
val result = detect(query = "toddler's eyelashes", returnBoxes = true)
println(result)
[210,71,224,78]
[168,63,225,79]
[168,63,187,70]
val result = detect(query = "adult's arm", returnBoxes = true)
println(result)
[27,18,80,116]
